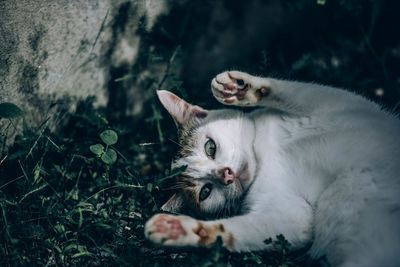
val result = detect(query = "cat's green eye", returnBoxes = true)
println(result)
[199,183,213,201]
[204,138,216,159]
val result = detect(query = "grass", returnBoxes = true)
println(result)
[0,99,314,266]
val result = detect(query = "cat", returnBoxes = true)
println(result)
[144,70,400,267]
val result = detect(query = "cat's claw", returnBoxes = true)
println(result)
[145,213,200,247]
[211,71,270,106]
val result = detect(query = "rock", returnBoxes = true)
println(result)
[0,0,171,147]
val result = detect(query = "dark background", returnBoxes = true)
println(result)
[130,0,400,111]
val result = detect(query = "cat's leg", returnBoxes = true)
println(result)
[144,213,256,251]
[211,71,371,115]
[145,212,310,251]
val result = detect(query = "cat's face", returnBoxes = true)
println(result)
[157,90,256,218]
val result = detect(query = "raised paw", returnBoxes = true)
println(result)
[211,71,270,106]
[145,213,200,247]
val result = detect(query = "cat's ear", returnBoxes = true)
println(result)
[156,90,208,127]
[161,193,184,213]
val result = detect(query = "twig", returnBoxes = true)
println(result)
[39,176,62,200]
[19,183,49,203]
[158,45,181,91]
[46,136,61,151]
[8,216,48,226]
[146,46,182,144]
[1,121,12,156]
[138,142,157,146]
[359,24,389,81]
[83,183,144,202]
[91,9,109,53]
[0,175,24,191]
[0,201,12,243]
[0,154,7,166]
[8,119,18,132]
[153,104,164,143]
[25,118,49,160]
[167,138,183,148]
[112,146,128,162]
[18,160,29,182]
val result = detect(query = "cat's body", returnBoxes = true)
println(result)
[145,71,400,266]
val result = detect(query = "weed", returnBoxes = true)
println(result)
[0,99,314,266]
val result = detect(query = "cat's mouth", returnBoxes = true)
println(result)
[234,177,244,193]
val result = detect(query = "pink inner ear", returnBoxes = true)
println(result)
[169,93,188,110]
[170,94,197,113]
[157,90,208,126]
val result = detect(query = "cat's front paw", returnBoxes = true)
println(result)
[145,213,201,247]
[211,71,270,106]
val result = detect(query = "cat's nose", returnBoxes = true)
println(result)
[221,167,235,185]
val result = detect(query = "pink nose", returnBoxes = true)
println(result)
[222,167,235,185]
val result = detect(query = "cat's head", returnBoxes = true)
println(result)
[157,90,256,218]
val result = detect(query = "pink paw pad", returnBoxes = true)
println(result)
[224,83,236,90]
[152,215,187,241]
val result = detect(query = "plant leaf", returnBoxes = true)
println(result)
[89,144,104,155]
[71,251,94,258]
[146,183,153,192]
[78,208,83,230]
[114,74,134,82]
[101,148,117,164]
[100,130,118,145]
[0,103,23,118]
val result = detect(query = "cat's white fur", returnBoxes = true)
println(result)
[145,71,400,267]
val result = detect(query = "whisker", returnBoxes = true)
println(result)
[162,183,188,190]
[162,186,184,191]
[179,173,193,179]
[167,138,183,148]
[161,179,195,190]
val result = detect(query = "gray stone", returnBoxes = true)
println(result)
[0,0,170,147]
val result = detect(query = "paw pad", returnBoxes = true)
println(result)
[255,87,269,100]
[151,214,187,241]
[212,71,269,105]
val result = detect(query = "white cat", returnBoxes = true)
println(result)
[145,70,400,266]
